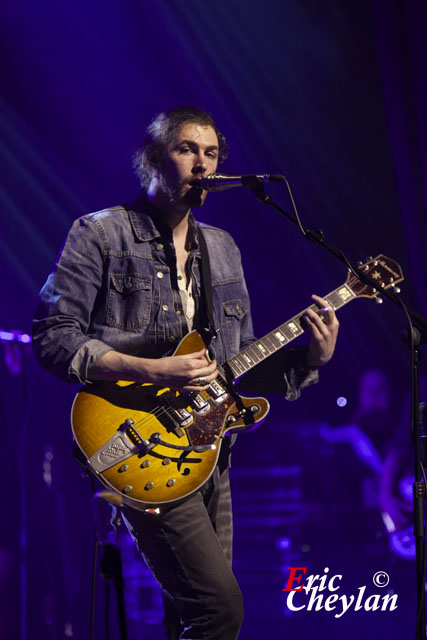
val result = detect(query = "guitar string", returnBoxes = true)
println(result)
[117,300,336,435]
[121,389,206,436]
[117,318,301,436]
[107,270,396,445]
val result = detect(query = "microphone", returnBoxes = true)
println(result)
[198,173,284,192]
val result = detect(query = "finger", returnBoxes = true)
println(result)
[312,294,335,317]
[184,362,218,386]
[183,371,218,391]
[305,310,337,343]
[186,348,210,361]
[191,359,218,375]
[183,384,211,392]
[190,368,218,385]
[305,309,328,337]
[312,294,328,308]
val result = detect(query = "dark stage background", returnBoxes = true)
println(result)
[1,1,426,638]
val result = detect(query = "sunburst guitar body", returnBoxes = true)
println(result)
[72,330,268,509]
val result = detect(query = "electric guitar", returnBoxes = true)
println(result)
[71,255,403,510]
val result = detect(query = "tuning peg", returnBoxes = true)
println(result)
[375,297,383,304]
[357,261,363,267]
[392,285,401,294]
[365,256,373,262]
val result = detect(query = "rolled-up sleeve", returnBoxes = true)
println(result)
[235,345,319,400]
[32,216,113,383]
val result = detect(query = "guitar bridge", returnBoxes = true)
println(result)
[87,418,155,473]
[122,419,146,447]
[88,431,141,474]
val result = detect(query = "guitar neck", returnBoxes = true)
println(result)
[218,281,356,381]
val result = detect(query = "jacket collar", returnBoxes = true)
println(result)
[125,191,199,250]
[125,192,164,241]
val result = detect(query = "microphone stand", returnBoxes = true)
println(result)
[94,493,128,640]
[248,183,427,640]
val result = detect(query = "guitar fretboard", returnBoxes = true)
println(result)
[218,283,356,381]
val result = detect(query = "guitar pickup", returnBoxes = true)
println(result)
[189,393,210,415]
[171,407,193,427]
[207,380,228,403]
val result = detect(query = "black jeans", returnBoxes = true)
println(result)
[122,466,243,639]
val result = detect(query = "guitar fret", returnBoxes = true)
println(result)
[241,351,256,367]
[233,354,247,373]
[218,266,389,383]
[245,345,262,363]
[278,324,295,341]
[285,319,303,337]
[257,339,273,355]
[324,294,338,310]
[228,358,242,376]
[266,333,283,350]
[227,361,241,378]
[272,329,289,345]
[254,340,271,357]
[262,334,278,352]
[333,285,355,307]
[239,353,252,371]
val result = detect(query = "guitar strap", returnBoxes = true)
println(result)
[197,226,244,448]
[197,226,247,419]
[197,226,218,344]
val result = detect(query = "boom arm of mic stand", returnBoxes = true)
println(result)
[248,184,427,342]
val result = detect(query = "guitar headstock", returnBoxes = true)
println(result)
[346,255,404,299]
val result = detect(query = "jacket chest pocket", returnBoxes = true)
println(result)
[106,273,152,330]
[222,299,248,355]
[223,299,247,321]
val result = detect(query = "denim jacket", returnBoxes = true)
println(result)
[32,194,317,397]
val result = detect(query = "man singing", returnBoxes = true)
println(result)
[33,106,339,639]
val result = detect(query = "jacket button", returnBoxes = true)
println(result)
[169,336,176,342]
[156,243,164,251]
[162,304,169,311]
[157,271,164,279]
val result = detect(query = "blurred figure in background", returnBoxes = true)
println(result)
[317,369,397,551]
